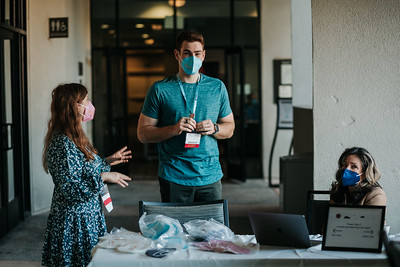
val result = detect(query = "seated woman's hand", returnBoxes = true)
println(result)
[101,172,132,188]
[106,146,132,166]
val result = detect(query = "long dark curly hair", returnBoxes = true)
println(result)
[330,147,382,205]
[42,83,97,173]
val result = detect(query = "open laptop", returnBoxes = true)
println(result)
[248,212,311,248]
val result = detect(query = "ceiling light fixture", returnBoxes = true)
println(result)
[168,0,186,8]
[144,39,155,45]
[142,34,150,39]
[151,24,163,31]
[135,23,145,29]
[101,24,109,29]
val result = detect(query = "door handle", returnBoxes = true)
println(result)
[1,123,13,151]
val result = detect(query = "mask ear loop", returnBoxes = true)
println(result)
[77,103,87,118]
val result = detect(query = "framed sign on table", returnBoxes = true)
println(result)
[322,205,386,253]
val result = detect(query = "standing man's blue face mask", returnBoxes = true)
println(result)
[341,169,363,186]
[181,56,203,75]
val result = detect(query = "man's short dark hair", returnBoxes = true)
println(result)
[176,30,205,50]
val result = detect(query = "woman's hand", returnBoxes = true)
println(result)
[101,172,132,188]
[106,146,132,166]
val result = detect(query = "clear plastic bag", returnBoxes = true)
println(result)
[183,219,235,241]
[139,213,188,249]
[139,213,183,240]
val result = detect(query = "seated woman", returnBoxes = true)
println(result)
[330,147,386,206]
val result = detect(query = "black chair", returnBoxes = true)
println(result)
[383,231,400,267]
[306,190,330,235]
[138,199,229,227]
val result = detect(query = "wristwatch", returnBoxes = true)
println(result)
[212,123,219,135]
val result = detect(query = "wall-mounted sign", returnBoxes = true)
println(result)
[278,98,293,129]
[49,17,68,38]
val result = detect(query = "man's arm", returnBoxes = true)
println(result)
[213,113,235,139]
[195,113,235,139]
[137,113,196,143]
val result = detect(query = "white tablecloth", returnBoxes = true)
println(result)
[88,243,389,267]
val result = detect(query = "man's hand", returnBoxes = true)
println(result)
[199,113,235,139]
[195,119,215,135]
[176,115,196,135]
[138,113,198,143]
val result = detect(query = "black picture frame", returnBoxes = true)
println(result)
[273,59,291,103]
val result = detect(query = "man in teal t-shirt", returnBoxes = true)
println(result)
[137,30,235,203]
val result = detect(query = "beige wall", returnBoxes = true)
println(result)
[312,0,400,233]
[28,0,92,213]
[260,0,292,181]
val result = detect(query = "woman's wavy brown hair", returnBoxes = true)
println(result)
[42,83,97,173]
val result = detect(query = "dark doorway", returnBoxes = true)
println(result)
[91,0,262,181]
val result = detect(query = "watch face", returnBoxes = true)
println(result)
[214,123,219,133]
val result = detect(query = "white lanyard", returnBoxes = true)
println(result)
[177,73,200,116]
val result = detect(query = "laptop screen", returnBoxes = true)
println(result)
[248,212,311,248]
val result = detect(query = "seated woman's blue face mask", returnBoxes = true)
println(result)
[341,169,363,186]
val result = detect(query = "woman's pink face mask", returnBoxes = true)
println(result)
[78,101,95,122]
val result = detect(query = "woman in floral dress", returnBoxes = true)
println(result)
[41,83,132,266]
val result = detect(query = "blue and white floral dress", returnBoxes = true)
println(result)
[42,134,110,267]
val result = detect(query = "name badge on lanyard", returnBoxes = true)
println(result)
[100,184,113,212]
[185,132,201,148]
[177,74,201,149]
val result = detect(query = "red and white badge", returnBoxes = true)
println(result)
[185,132,201,148]
[100,184,113,212]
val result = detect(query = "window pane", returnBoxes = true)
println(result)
[234,0,258,46]
[180,0,231,47]
[4,39,15,201]
[92,49,108,153]
[244,48,259,103]
[119,1,175,48]
[244,48,261,178]
[4,0,10,25]
[92,0,117,47]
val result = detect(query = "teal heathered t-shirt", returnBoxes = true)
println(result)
[141,74,232,186]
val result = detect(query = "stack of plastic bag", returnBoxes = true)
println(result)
[184,219,259,255]
[96,227,153,254]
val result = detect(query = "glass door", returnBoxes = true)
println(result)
[1,0,29,239]
[0,34,22,238]
[225,47,246,182]
[92,48,129,174]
